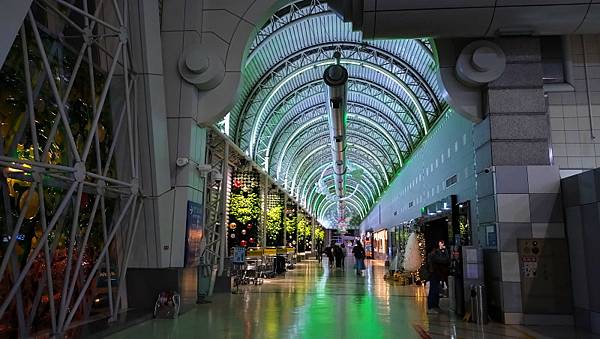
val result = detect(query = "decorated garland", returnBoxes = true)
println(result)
[229,192,261,224]
[227,171,261,248]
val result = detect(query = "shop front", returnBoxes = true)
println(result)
[373,229,388,260]
[362,230,374,259]
[419,195,472,315]
[386,195,473,316]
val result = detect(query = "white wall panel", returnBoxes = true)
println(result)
[360,112,476,232]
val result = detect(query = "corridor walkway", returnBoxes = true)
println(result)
[106,259,598,339]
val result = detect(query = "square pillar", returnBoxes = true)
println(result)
[474,37,572,325]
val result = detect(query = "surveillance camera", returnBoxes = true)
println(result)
[213,172,223,182]
[176,157,189,167]
[483,166,494,174]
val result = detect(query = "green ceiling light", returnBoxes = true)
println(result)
[249,59,336,156]
[301,163,377,208]
[284,133,389,194]
[275,116,326,178]
[286,144,328,191]
[347,144,389,185]
[348,114,402,164]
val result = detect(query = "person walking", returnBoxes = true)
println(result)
[333,243,344,269]
[316,241,323,263]
[427,240,450,314]
[324,241,335,269]
[340,243,347,270]
[352,241,366,276]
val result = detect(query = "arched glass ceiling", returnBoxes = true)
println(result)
[229,0,448,226]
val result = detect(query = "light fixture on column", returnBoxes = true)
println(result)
[197,164,224,189]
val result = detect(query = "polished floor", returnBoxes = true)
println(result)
[106,258,599,339]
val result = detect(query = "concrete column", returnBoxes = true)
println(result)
[160,0,208,268]
[562,169,600,334]
[282,198,287,247]
[0,1,33,67]
[311,217,316,254]
[123,0,174,269]
[474,37,570,325]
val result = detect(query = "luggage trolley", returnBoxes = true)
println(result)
[244,258,264,285]
[245,247,265,285]
[262,247,278,278]
[286,247,296,270]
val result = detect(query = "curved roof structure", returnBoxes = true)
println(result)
[228,0,448,227]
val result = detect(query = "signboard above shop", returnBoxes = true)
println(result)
[420,195,457,218]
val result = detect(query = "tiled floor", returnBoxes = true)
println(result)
[106,258,599,339]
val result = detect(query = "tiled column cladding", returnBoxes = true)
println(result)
[562,169,600,334]
[474,37,572,325]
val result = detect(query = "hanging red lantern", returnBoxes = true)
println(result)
[240,240,247,247]
[247,223,253,229]
[248,237,255,244]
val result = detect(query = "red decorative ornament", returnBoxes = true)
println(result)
[248,237,255,244]
[233,179,242,188]
[246,223,253,229]
[240,240,247,247]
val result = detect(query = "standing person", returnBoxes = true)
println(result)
[340,243,347,270]
[324,241,335,268]
[352,241,366,276]
[333,243,344,269]
[427,240,450,314]
[316,241,323,263]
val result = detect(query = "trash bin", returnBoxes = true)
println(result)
[470,284,488,324]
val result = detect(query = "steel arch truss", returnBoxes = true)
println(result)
[0,1,141,336]
[261,79,417,174]
[234,43,443,153]
[280,128,391,191]
[229,0,448,226]
[247,0,329,57]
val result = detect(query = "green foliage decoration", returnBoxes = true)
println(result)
[315,228,325,242]
[229,192,261,224]
[266,205,283,241]
[284,215,296,234]
[297,214,310,237]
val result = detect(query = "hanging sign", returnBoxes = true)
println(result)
[233,247,246,263]
[184,201,204,267]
